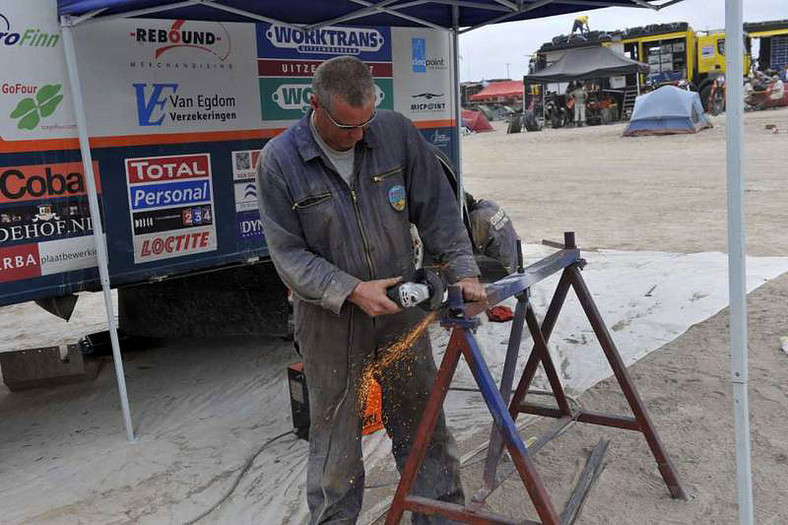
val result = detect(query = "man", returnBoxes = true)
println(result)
[770,74,785,103]
[571,15,590,36]
[256,56,485,523]
[570,82,587,127]
[466,192,519,277]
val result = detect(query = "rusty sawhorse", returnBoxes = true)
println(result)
[386,232,687,524]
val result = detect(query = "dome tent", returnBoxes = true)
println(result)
[624,86,712,136]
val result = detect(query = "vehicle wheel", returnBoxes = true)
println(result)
[702,85,725,115]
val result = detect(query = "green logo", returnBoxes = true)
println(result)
[9,83,64,130]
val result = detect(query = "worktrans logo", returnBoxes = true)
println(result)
[126,154,217,264]
[129,19,231,61]
[133,83,238,127]
[257,24,392,61]
[260,78,392,121]
[0,14,60,49]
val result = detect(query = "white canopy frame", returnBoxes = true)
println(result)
[59,4,756,524]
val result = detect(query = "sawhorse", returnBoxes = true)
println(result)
[386,233,686,524]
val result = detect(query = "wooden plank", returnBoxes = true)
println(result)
[561,439,609,525]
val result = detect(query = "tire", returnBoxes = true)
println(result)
[701,85,725,115]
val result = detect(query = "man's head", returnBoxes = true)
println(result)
[310,56,376,151]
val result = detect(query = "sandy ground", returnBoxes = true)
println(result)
[2,108,788,524]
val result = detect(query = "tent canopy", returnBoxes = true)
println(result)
[470,80,523,101]
[524,45,650,83]
[623,85,711,136]
[58,0,676,31]
[461,109,494,132]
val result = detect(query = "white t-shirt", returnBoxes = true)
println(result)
[310,112,355,185]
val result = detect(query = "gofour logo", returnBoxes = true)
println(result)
[271,84,386,113]
[265,25,384,55]
[130,19,231,60]
[8,83,64,131]
[0,14,59,48]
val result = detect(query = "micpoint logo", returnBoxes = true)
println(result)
[130,19,230,60]
[0,14,60,48]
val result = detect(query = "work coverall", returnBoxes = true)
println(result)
[467,197,519,275]
[256,109,479,523]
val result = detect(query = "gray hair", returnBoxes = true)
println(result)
[312,56,375,110]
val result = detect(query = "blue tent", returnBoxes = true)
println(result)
[623,85,712,136]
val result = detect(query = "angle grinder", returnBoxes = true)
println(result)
[386,268,446,311]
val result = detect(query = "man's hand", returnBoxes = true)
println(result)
[458,277,487,303]
[348,277,403,317]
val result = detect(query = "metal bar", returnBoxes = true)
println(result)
[197,0,304,29]
[576,411,640,431]
[386,330,464,524]
[518,403,564,419]
[490,0,519,10]
[427,0,512,12]
[568,266,687,500]
[461,330,561,525]
[464,249,580,318]
[628,0,659,9]
[348,0,445,30]
[725,0,754,520]
[305,0,405,30]
[560,439,609,525]
[525,304,571,414]
[404,496,537,525]
[481,295,528,491]
[72,0,200,26]
[60,19,135,443]
[70,7,107,26]
[452,11,464,217]
[459,0,555,34]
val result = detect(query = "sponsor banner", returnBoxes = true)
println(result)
[392,28,453,122]
[132,204,213,235]
[422,126,454,156]
[256,24,392,61]
[133,225,216,264]
[257,59,393,78]
[231,149,261,181]
[126,153,210,184]
[0,200,94,246]
[72,18,260,136]
[0,243,40,283]
[260,77,393,122]
[234,179,258,213]
[236,209,264,242]
[0,161,101,205]
[0,0,78,142]
[126,153,217,263]
[39,235,97,276]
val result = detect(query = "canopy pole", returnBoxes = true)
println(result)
[452,7,464,217]
[60,17,135,444]
[724,0,753,523]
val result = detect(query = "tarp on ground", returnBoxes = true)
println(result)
[470,81,524,101]
[524,45,650,83]
[461,110,494,132]
[623,86,712,137]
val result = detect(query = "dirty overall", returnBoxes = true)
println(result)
[256,110,479,524]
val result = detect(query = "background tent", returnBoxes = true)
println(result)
[524,45,650,83]
[624,86,712,136]
[462,109,494,132]
[470,80,524,102]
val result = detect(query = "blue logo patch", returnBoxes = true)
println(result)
[388,184,406,212]
[411,37,426,73]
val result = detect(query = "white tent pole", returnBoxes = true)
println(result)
[452,7,465,217]
[724,0,753,523]
[60,17,135,444]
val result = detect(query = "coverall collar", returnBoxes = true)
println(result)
[295,109,378,163]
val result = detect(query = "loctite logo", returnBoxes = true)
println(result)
[0,162,101,204]
[265,25,383,55]
[130,19,229,60]
[139,230,211,258]
[0,14,59,48]
[126,154,211,184]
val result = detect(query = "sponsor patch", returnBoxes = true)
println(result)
[388,184,406,212]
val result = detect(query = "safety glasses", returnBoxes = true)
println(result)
[322,106,376,131]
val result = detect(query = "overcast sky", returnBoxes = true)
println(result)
[458,0,785,82]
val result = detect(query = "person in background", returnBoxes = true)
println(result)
[770,74,785,103]
[570,82,587,127]
[571,15,590,36]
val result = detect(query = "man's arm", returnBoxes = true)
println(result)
[256,144,362,315]
[401,117,483,299]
